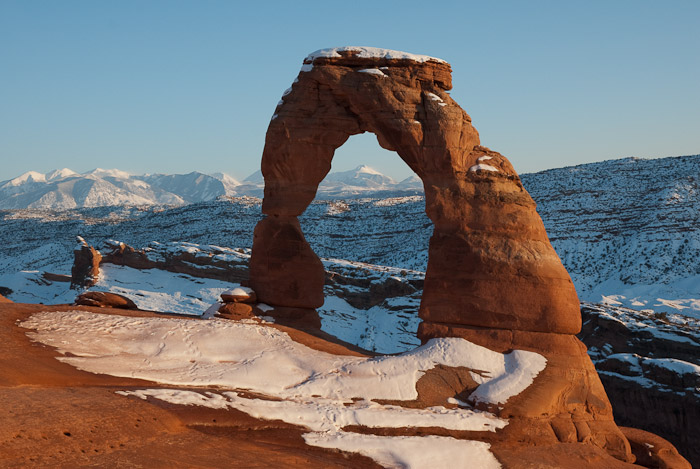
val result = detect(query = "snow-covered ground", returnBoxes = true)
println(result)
[0,262,233,316]
[21,309,547,468]
[318,294,422,354]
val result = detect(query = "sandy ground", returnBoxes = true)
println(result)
[0,302,380,468]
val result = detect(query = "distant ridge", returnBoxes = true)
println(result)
[0,165,421,209]
[5,154,696,210]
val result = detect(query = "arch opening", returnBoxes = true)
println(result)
[296,132,431,352]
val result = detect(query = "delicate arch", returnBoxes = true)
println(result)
[249,47,581,336]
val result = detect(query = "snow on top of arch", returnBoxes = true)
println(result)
[305,47,446,64]
[470,164,500,173]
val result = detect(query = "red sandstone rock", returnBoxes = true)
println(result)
[621,427,692,469]
[217,302,255,319]
[250,47,580,333]
[75,291,138,309]
[71,236,101,289]
[0,294,12,303]
[101,240,249,284]
[255,306,322,330]
[43,272,72,283]
[249,216,324,309]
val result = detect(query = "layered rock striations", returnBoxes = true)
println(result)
[248,47,691,466]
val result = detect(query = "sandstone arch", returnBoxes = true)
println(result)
[250,47,581,335]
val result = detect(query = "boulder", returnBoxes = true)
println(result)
[217,302,254,319]
[75,291,138,309]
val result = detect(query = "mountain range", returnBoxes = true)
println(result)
[0,165,421,209]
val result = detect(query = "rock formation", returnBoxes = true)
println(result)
[75,291,138,309]
[250,46,580,331]
[101,240,249,284]
[70,236,101,289]
[248,47,690,466]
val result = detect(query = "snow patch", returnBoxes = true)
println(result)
[303,432,501,469]
[469,164,499,173]
[119,388,502,468]
[22,311,545,407]
[221,286,254,297]
[426,92,447,106]
[305,46,446,64]
[358,68,387,77]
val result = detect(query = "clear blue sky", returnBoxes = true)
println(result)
[1,0,698,182]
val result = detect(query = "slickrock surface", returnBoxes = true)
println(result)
[0,302,379,468]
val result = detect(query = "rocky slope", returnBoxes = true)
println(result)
[579,303,700,466]
[521,154,700,315]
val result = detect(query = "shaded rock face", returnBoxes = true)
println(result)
[70,236,101,289]
[580,303,700,468]
[250,47,581,335]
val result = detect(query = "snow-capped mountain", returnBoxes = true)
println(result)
[0,169,185,209]
[140,172,230,204]
[0,165,419,209]
[321,164,395,188]
[396,174,423,191]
